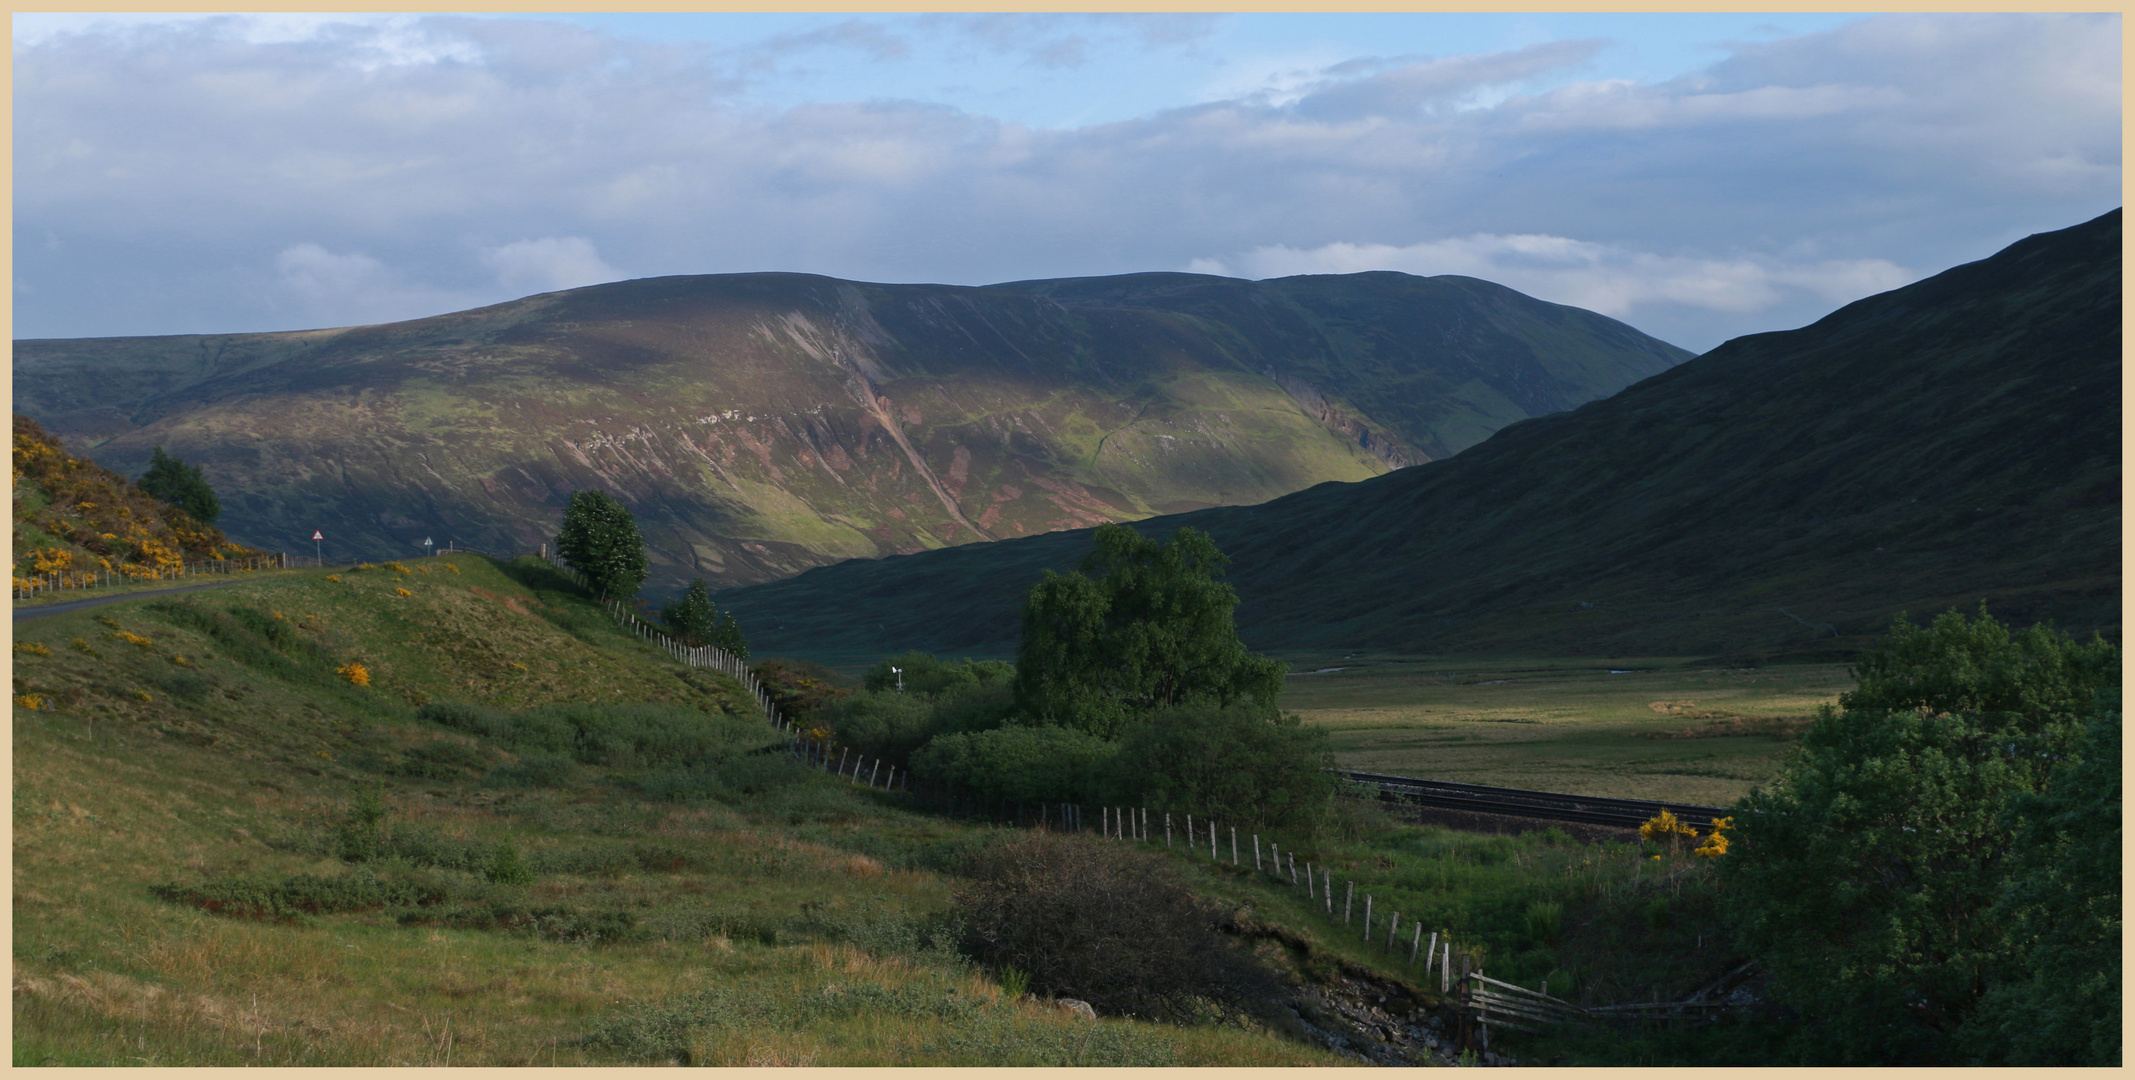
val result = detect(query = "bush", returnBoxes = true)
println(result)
[953,831,1280,1023]
[1097,702,1334,832]
[863,651,1013,696]
[1722,608,2119,1064]
[827,685,1015,768]
[910,725,1117,804]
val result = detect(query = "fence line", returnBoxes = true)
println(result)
[507,548,1743,1050]
[14,551,294,601]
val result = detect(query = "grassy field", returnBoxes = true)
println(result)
[1273,652,1852,806]
[11,557,1365,1066]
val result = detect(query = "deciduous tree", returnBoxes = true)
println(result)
[1013,525,1284,739]
[556,489,648,600]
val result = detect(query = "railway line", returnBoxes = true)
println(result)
[1335,769,1731,831]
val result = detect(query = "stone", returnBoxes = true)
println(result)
[1053,998,1097,1022]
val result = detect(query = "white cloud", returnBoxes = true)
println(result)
[272,243,473,328]
[480,237,624,294]
[11,13,2119,349]
[1191,234,1916,320]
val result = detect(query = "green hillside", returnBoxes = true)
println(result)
[14,271,1688,592]
[12,558,1366,1065]
[715,210,2121,661]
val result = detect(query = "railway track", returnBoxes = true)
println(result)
[1335,770,1731,831]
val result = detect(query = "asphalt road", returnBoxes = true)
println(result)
[13,580,247,622]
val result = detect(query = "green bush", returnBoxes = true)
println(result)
[1097,702,1334,832]
[827,684,1016,768]
[1722,608,2119,1064]
[910,725,1117,804]
[863,651,1013,696]
[952,830,1280,1023]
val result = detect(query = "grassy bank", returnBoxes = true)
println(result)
[11,557,1349,1066]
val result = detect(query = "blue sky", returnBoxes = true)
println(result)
[12,12,2120,351]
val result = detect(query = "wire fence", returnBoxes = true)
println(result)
[14,551,294,601]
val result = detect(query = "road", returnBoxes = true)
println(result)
[13,580,249,623]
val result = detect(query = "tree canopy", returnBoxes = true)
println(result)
[1012,524,1285,740]
[556,489,648,599]
[661,578,749,658]
[1721,607,2119,1064]
[136,446,220,525]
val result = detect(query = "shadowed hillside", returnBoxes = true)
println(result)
[14,271,1687,590]
[716,210,2121,661]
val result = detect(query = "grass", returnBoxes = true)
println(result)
[1273,652,1850,805]
[10,557,1351,1066]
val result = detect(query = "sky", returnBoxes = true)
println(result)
[11,12,2122,352]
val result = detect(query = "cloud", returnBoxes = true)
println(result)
[1290,39,1606,119]
[1188,234,1915,319]
[480,237,624,293]
[11,13,2119,350]
[272,243,474,328]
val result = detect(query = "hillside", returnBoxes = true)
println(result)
[12,556,1372,1065]
[716,210,2122,661]
[12,415,265,588]
[14,271,1687,591]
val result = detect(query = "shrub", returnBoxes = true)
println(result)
[825,685,1011,768]
[1723,608,2119,1064]
[911,725,1116,804]
[953,830,1280,1023]
[1097,702,1335,832]
[487,841,535,886]
[863,651,1013,696]
[338,662,371,687]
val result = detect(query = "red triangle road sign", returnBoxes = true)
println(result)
[312,530,324,541]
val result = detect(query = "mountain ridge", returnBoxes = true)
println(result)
[14,268,1689,589]
[714,209,2121,660]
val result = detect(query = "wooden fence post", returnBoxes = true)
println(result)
[1253,834,1262,871]
[1363,896,1372,940]
[1388,912,1399,952]
[1410,923,1424,965]
[1165,813,1172,846]
[1230,827,1238,865]
[1209,820,1217,861]
[1344,881,1354,924]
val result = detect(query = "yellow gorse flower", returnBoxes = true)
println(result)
[338,662,372,687]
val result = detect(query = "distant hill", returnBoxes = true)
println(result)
[716,210,2121,661]
[13,271,1687,590]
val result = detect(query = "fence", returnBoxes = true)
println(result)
[15,551,293,601]
[512,548,1751,1050]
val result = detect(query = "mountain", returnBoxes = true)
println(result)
[13,272,1688,589]
[715,210,2122,661]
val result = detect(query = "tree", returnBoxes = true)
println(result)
[1012,525,1285,739]
[1963,688,2121,1065]
[661,578,748,658]
[556,489,648,599]
[1720,608,2119,1064]
[136,446,220,524]
[1098,702,1335,831]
